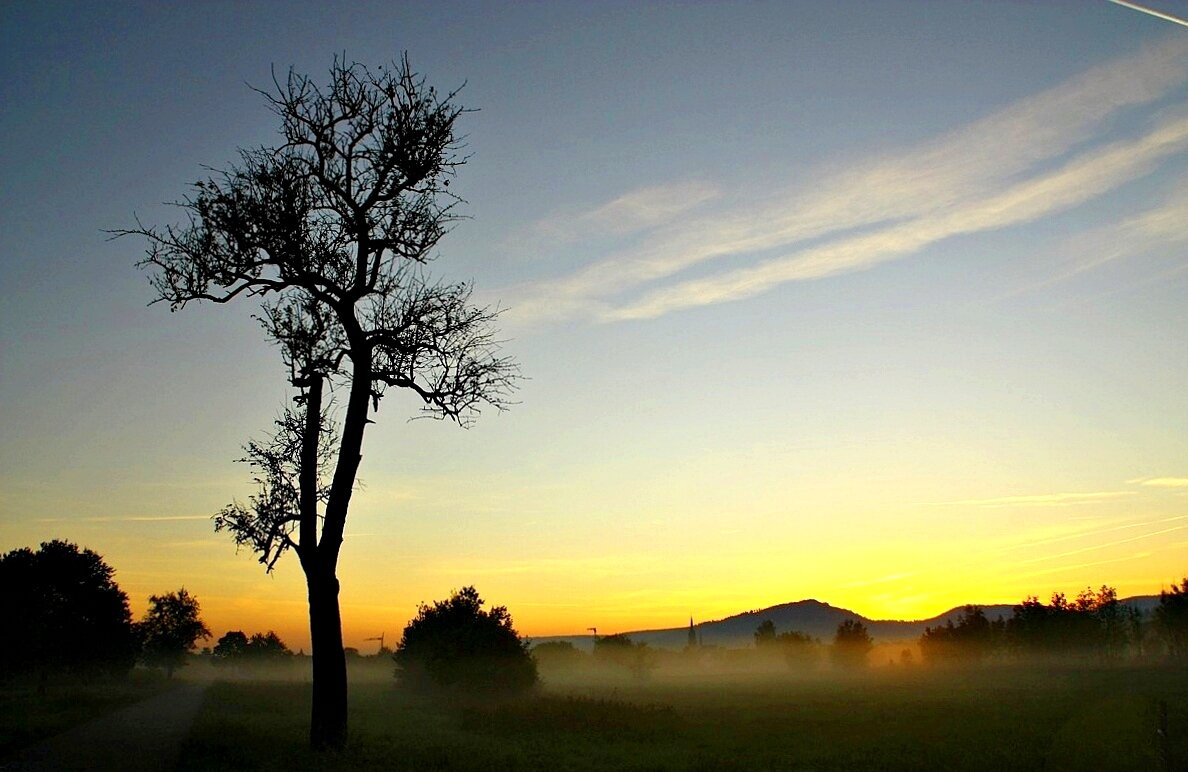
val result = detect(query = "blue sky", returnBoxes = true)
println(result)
[3,1,1188,647]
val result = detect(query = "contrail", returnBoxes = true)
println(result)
[1108,0,1188,28]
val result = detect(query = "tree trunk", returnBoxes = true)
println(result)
[307,570,348,751]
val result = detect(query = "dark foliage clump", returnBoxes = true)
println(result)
[1157,578,1188,659]
[212,630,292,662]
[1006,586,1135,660]
[831,619,874,668]
[592,633,656,680]
[531,640,585,667]
[139,588,211,678]
[921,606,1001,664]
[394,586,537,694]
[0,540,139,679]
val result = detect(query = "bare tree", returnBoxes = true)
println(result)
[118,56,516,750]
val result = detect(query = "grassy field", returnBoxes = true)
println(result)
[175,663,1188,771]
[0,668,171,757]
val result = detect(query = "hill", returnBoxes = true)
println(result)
[530,595,1161,651]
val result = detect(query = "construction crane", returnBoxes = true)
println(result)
[364,632,386,654]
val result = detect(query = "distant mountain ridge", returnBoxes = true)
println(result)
[531,595,1161,651]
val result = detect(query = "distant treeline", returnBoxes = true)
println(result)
[919,582,1188,664]
[532,617,879,678]
[533,578,1188,677]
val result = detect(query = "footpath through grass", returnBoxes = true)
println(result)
[0,668,172,758]
[178,664,1188,771]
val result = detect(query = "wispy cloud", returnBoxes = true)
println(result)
[1000,514,1187,552]
[916,491,1134,508]
[431,554,661,578]
[1014,524,1187,565]
[1020,177,1188,291]
[503,35,1188,325]
[1019,551,1155,580]
[609,113,1188,319]
[1132,476,1188,487]
[529,181,720,246]
[35,515,211,523]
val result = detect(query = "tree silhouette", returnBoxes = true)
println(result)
[248,631,293,658]
[120,56,516,749]
[213,630,250,660]
[776,629,819,668]
[1006,586,1135,659]
[531,640,585,668]
[920,605,996,664]
[0,540,138,680]
[1156,577,1188,659]
[213,629,292,662]
[592,633,655,680]
[393,586,536,693]
[831,619,874,668]
[139,588,211,678]
[754,619,777,647]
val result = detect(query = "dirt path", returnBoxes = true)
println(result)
[2,682,209,772]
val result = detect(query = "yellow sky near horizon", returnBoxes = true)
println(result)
[6,472,1186,652]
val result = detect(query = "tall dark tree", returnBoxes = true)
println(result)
[139,588,211,678]
[120,56,516,749]
[0,540,138,679]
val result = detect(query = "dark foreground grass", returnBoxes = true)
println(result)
[178,664,1188,771]
[0,668,171,757]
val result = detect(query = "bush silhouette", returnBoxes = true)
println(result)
[532,640,585,668]
[592,633,655,680]
[394,586,536,694]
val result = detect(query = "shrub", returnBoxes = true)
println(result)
[394,586,537,694]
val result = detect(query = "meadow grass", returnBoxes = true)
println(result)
[0,668,170,757]
[176,662,1188,771]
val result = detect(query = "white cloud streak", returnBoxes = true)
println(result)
[529,181,720,246]
[34,515,211,523]
[1025,177,1188,288]
[999,514,1187,553]
[1014,524,1187,565]
[505,35,1188,324]
[609,113,1188,319]
[916,490,1135,508]
[1134,476,1188,487]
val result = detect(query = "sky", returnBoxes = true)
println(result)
[2,0,1188,652]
